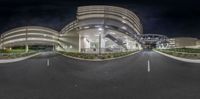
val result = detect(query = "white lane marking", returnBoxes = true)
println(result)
[47,59,50,66]
[147,60,150,72]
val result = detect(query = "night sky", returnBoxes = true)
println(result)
[0,0,199,38]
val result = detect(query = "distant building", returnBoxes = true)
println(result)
[167,37,199,49]
[196,40,200,48]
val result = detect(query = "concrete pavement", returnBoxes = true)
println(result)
[154,50,200,63]
[0,53,40,63]
[0,51,200,99]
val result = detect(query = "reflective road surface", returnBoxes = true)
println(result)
[0,51,200,99]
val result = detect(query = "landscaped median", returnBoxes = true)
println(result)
[58,50,140,61]
[0,49,39,63]
[154,48,200,63]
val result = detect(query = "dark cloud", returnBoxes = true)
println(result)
[0,0,199,38]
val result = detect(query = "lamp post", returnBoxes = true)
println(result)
[98,27,103,55]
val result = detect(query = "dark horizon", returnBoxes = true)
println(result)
[0,0,199,38]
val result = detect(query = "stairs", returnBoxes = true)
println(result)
[105,34,127,49]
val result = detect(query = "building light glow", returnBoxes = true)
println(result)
[98,28,103,31]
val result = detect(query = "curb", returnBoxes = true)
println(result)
[154,50,200,64]
[0,53,40,64]
[57,51,141,61]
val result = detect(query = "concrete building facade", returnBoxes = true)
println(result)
[0,5,143,53]
[167,37,199,49]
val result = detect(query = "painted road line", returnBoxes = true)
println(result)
[47,59,50,66]
[147,60,150,72]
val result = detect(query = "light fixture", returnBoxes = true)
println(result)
[69,45,73,48]
[110,32,115,34]
[95,25,101,28]
[121,26,127,30]
[84,26,90,29]
[98,28,103,31]
[122,16,126,19]
[122,20,126,23]
[105,25,109,28]
[124,36,128,39]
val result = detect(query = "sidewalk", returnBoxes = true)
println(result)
[154,50,200,64]
[0,53,40,64]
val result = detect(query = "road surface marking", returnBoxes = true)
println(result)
[147,60,150,72]
[47,59,50,66]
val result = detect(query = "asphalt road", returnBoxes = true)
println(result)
[0,51,200,99]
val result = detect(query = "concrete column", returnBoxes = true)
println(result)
[25,45,29,53]
[53,45,55,52]
[99,34,101,54]
[100,35,106,53]
[79,34,82,52]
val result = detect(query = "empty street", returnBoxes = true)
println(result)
[0,51,200,99]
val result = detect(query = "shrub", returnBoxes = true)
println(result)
[59,51,136,60]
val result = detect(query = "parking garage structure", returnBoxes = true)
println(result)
[0,5,144,53]
[67,5,143,53]
[0,26,61,52]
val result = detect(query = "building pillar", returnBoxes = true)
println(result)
[79,34,82,52]
[53,45,55,52]
[25,45,29,53]
[99,34,101,54]
[100,33,106,53]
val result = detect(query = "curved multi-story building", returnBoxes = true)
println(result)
[0,26,61,51]
[77,5,142,35]
[76,5,143,53]
[0,5,143,53]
